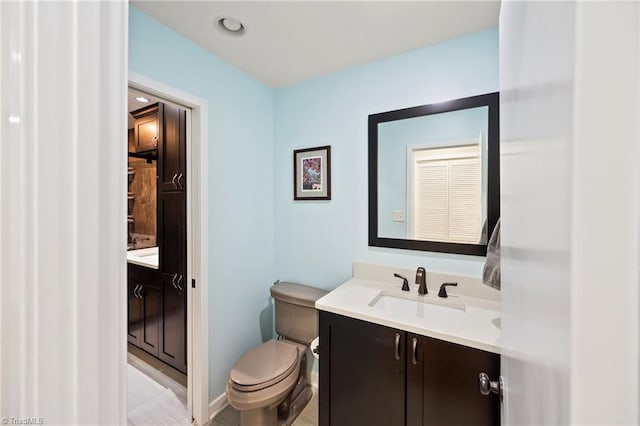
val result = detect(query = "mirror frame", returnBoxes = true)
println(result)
[368,92,500,256]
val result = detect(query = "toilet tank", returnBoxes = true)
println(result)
[270,282,328,345]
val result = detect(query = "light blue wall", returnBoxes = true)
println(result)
[130,10,497,401]
[378,107,489,238]
[129,7,275,399]
[273,28,498,290]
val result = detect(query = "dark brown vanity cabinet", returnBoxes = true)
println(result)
[131,103,162,153]
[157,103,186,192]
[127,265,161,357]
[406,333,500,426]
[319,312,406,426]
[319,311,500,426]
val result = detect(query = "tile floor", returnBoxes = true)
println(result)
[127,346,190,426]
[127,344,318,426]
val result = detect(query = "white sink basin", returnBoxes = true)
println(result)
[136,251,157,258]
[127,246,159,269]
[368,293,465,324]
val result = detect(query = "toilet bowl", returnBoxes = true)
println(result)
[226,282,328,426]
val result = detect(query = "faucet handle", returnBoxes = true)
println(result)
[394,273,410,291]
[438,282,458,298]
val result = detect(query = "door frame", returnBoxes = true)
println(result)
[128,72,209,426]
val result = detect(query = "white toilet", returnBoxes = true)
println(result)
[226,282,328,426]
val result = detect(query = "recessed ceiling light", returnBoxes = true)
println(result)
[135,96,149,103]
[216,16,246,36]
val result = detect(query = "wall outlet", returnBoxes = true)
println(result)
[392,210,405,222]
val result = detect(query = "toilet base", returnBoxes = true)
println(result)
[237,385,313,426]
[228,343,314,426]
[282,385,312,426]
[240,405,279,426]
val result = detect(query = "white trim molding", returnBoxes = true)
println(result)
[128,72,210,426]
[0,1,128,424]
[208,393,229,421]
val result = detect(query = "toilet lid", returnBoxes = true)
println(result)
[230,340,299,392]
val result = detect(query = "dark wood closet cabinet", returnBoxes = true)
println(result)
[158,103,187,192]
[128,101,187,375]
[157,190,187,373]
[127,265,161,357]
[131,103,162,153]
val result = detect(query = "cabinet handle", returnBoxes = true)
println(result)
[152,135,158,147]
[394,333,400,361]
[177,274,183,291]
[171,173,179,189]
[133,284,139,298]
[171,273,178,289]
[137,285,144,298]
[412,337,418,365]
[177,173,184,189]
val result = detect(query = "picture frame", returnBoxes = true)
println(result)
[293,145,331,200]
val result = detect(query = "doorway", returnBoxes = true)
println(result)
[127,73,210,426]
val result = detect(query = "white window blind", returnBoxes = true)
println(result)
[410,145,481,243]
[415,161,449,240]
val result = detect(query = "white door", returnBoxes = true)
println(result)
[499,1,639,424]
[0,2,128,424]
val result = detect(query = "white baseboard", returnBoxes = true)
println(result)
[208,392,229,421]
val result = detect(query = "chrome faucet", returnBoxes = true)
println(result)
[415,267,427,295]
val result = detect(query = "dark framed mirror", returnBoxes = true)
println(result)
[368,92,499,256]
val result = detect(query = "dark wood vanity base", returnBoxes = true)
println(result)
[319,311,500,426]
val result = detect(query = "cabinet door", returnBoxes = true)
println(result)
[132,103,162,153]
[127,279,143,346]
[159,272,187,373]
[319,312,405,426]
[158,191,186,277]
[158,103,186,191]
[138,282,161,357]
[407,334,500,426]
[157,182,186,373]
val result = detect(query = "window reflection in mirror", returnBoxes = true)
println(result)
[378,106,489,244]
[368,92,499,256]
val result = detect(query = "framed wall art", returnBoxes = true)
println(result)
[293,145,331,200]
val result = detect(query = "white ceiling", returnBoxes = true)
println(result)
[131,1,500,88]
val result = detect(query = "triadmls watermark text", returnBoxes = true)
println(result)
[2,418,44,425]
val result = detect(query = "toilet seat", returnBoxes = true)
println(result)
[230,340,299,392]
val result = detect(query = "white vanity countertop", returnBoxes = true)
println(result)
[316,277,501,354]
[126,246,159,269]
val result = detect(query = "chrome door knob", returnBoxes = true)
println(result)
[479,372,504,401]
